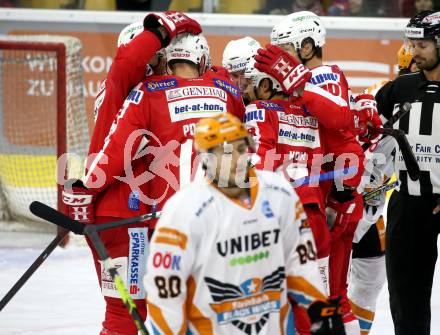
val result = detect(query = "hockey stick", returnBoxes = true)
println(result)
[0,231,68,312]
[370,127,420,181]
[363,180,399,202]
[29,201,161,235]
[29,202,149,335]
[382,102,412,128]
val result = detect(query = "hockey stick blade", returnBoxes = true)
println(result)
[363,180,399,202]
[29,201,85,234]
[0,231,68,312]
[370,127,420,181]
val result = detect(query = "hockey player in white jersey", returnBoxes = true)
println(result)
[222,36,261,105]
[143,113,346,335]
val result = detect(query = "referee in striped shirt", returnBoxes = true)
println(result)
[375,10,440,335]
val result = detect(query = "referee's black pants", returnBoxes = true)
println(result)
[386,191,440,335]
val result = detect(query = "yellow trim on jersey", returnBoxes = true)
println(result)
[148,301,174,335]
[187,276,214,335]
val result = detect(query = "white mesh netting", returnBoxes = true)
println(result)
[0,35,89,234]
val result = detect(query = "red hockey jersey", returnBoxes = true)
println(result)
[304,65,365,187]
[88,30,163,218]
[244,99,324,207]
[84,73,245,224]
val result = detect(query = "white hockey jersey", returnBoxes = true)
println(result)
[143,169,327,335]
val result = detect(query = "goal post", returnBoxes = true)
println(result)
[0,35,89,233]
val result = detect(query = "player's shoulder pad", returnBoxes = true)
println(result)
[244,102,267,123]
[210,76,241,99]
[257,100,285,111]
[309,65,342,85]
[124,81,145,106]
[144,75,179,92]
[256,169,296,200]
[161,182,216,222]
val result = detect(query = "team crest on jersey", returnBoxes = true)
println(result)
[146,78,178,92]
[213,78,239,98]
[259,101,284,111]
[244,109,265,122]
[262,200,274,218]
[205,267,284,334]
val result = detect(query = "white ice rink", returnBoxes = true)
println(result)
[0,232,439,335]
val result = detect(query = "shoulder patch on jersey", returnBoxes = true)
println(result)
[244,108,265,123]
[154,227,188,250]
[126,89,144,105]
[146,78,178,92]
[212,78,239,98]
[259,101,284,111]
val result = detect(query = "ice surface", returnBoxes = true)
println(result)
[0,232,439,335]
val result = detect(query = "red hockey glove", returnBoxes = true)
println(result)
[308,297,346,335]
[254,44,311,95]
[62,179,96,224]
[326,188,363,239]
[143,11,202,42]
[353,94,382,143]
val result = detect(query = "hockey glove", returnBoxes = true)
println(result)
[143,11,202,46]
[254,44,311,95]
[62,179,95,224]
[326,188,363,239]
[308,298,346,335]
[353,94,382,143]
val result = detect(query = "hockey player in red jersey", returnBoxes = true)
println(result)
[64,33,244,333]
[62,11,203,335]
[243,58,330,334]
[254,11,381,334]
[222,36,261,104]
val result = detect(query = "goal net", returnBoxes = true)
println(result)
[0,35,89,234]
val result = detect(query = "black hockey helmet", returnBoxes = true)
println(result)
[405,10,440,47]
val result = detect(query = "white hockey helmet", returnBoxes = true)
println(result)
[271,11,326,49]
[222,37,261,73]
[166,33,210,70]
[117,21,144,47]
[244,57,283,92]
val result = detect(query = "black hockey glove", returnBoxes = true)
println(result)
[308,297,346,335]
